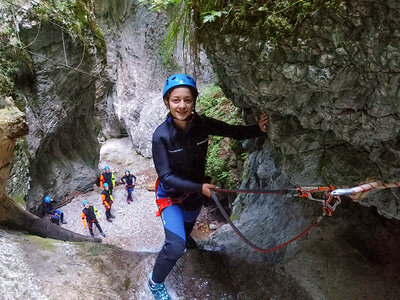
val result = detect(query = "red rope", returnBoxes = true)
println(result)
[215,187,294,195]
[211,189,318,253]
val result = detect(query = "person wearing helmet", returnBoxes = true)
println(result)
[43,196,67,225]
[101,182,115,222]
[82,200,105,237]
[148,74,268,299]
[120,169,137,204]
[99,166,116,196]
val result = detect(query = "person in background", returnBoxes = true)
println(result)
[101,182,115,222]
[148,74,268,299]
[43,196,67,225]
[99,166,115,197]
[81,200,106,238]
[120,169,137,204]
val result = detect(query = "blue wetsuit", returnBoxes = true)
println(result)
[151,113,264,283]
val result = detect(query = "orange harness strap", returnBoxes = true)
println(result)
[154,178,183,217]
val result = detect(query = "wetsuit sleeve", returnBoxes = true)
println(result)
[203,116,265,140]
[132,174,137,182]
[44,203,55,215]
[94,206,100,219]
[152,135,202,193]
[120,175,126,184]
[81,212,86,227]
[111,174,115,187]
[101,193,110,209]
[99,175,105,188]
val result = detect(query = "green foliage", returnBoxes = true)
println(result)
[139,0,193,66]
[139,0,344,60]
[0,50,17,96]
[32,0,106,56]
[201,10,227,23]
[197,85,248,189]
[124,277,131,291]
[28,235,57,252]
[193,0,344,42]
[0,0,105,97]
[12,193,26,206]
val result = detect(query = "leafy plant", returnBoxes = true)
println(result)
[138,0,194,66]
[201,10,228,23]
[0,50,17,96]
[139,0,344,66]
[197,85,248,189]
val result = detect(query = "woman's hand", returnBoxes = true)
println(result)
[258,113,268,133]
[202,183,217,198]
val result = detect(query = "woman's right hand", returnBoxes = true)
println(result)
[202,183,217,198]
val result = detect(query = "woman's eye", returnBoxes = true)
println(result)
[184,99,193,104]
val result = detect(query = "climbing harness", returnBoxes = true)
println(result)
[210,181,400,253]
[154,178,187,217]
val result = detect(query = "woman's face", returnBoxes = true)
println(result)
[165,87,195,122]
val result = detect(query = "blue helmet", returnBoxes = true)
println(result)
[162,74,198,99]
[103,182,109,188]
[83,200,89,206]
[44,196,51,203]
[104,166,110,170]
[125,169,130,173]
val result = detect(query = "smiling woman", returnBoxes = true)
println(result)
[148,73,268,299]
[164,87,195,128]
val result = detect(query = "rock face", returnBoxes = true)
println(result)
[95,0,215,157]
[192,1,400,298]
[195,0,400,218]
[18,20,104,213]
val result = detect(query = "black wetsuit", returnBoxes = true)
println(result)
[121,174,137,200]
[151,113,265,283]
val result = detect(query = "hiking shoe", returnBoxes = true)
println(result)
[148,274,170,300]
[90,233,94,237]
[61,220,67,224]
[107,218,113,222]
[185,235,198,249]
[126,198,130,204]
[110,214,116,219]
[101,232,106,237]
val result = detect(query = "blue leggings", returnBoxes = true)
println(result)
[152,204,200,283]
[127,187,134,200]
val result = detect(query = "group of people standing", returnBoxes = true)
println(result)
[43,167,137,238]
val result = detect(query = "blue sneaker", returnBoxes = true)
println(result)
[148,274,170,300]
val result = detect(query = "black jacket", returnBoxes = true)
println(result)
[121,174,136,186]
[82,205,97,222]
[152,113,264,198]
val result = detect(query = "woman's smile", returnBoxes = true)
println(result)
[166,87,195,126]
